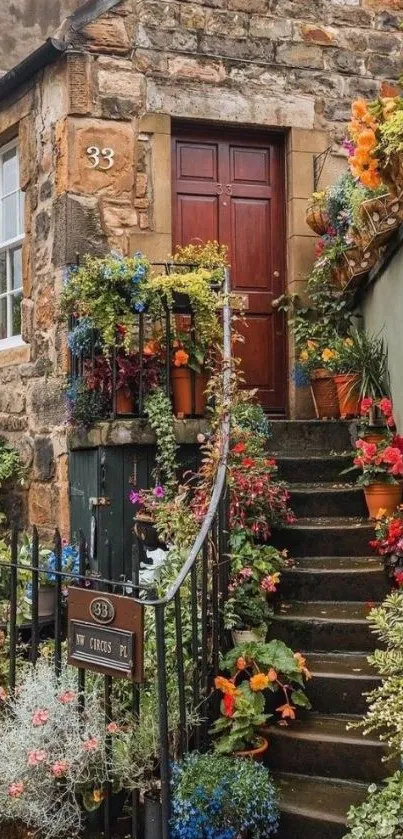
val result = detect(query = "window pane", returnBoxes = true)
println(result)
[0,297,7,339]
[2,148,17,195]
[0,252,6,294]
[11,291,21,337]
[2,192,18,241]
[11,247,22,290]
[19,191,24,236]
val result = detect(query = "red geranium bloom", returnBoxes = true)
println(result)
[223,694,235,717]
[241,457,255,468]
[232,442,246,455]
[379,398,393,418]
[395,570,403,586]
[360,397,373,415]
[393,435,403,454]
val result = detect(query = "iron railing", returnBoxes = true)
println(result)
[2,268,232,838]
[69,261,224,420]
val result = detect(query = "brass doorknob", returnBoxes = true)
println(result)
[273,270,280,278]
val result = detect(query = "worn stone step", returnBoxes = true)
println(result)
[306,652,379,715]
[265,714,389,783]
[281,556,388,602]
[269,419,353,456]
[290,484,367,518]
[275,772,368,839]
[269,601,377,652]
[273,518,374,557]
[275,454,352,484]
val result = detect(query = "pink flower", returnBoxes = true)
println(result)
[0,687,7,701]
[129,490,142,505]
[32,709,49,727]
[360,397,373,415]
[395,570,403,587]
[8,782,24,798]
[153,485,165,499]
[58,690,77,705]
[107,722,119,734]
[239,567,253,578]
[379,398,393,418]
[261,575,278,593]
[82,737,99,752]
[27,749,47,767]
[51,760,69,778]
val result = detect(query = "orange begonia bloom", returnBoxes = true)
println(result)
[357,129,376,151]
[294,652,312,680]
[173,349,189,367]
[250,673,270,691]
[351,100,368,120]
[277,703,296,720]
[267,668,278,683]
[214,676,238,696]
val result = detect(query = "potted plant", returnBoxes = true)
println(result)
[348,437,403,518]
[170,337,208,417]
[369,504,403,587]
[211,671,270,758]
[171,752,279,839]
[115,353,139,415]
[328,336,362,417]
[221,639,312,723]
[330,330,390,418]
[358,396,395,444]
[298,341,340,419]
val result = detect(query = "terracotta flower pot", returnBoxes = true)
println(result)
[310,369,340,420]
[171,367,208,417]
[233,736,268,762]
[362,431,389,446]
[116,389,135,415]
[334,374,361,418]
[231,627,266,646]
[364,483,403,519]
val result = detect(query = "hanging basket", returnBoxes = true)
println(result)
[305,204,330,236]
[357,193,401,249]
[342,246,379,283]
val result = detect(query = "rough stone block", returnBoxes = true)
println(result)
[276,42,324,70]
[34,284,55,332]
[53,194,107,267]
[28,482,55,528]
[59,117,136,198]
[34,436,55,481]
[250,16,292,39]
[67,53,92,115]
[81,15,130,54]
[199,34,274,61]
[138,1,178,28]
[97,58,144,101]
[136,173,148,198]
[180,5,206,30]
[228,0,267,9]
[18,115,36,191]
[301,24,336,45]
[205,9,248,37]
[167,56,226,83]
[100,198,138,235]
[26,379,67,431]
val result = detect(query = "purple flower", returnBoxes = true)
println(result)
[342,138,355,157]
[153,485,165,499]
[129,490,142,505]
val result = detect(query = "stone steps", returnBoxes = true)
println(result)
[289,484,367,518]
[269,419,353,456]
[270,601,377,652]
[275,454,352,484]
[272,518,375,557]
[274,773,368,839]
[306,652,380,715]
[266,714,389,783]
[281,556,388,602]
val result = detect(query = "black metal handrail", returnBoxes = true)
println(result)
[2,268,232,839]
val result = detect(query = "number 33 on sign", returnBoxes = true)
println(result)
[86,146,115,170]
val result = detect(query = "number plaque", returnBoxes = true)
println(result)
[68,587,144,682]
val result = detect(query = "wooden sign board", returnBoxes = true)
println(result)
[68,587,144,682]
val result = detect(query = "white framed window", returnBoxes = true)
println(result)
[0,140,24,348]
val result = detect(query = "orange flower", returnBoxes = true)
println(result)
[173,349,189,367]
[351,99,368,120]
[267,668,278,683]
[352,148,371,167]
[250,673,270,692]
[294,652,312,680]
[277,703,296,720]
[357,129,376,151]
[214,676,238,696]
[236,657,247,671]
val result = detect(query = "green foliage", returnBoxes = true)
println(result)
[211,679,268,754]
[146,269,223,347]
[330,328,390,398]
[144,389,178,494]
[344,772,403,839]
[172,240,229,283]
[231,396,272,439]
[222,640,307,690]
[66,378,110,427]
[0,439,23,488]
[60,253,150,349]
[380,110,403,159]
[224,583,272,631]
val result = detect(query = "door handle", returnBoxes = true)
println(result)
[273,270,280,278]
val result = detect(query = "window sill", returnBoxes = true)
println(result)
[0,338,30,367]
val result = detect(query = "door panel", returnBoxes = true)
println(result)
[172,126,286,415]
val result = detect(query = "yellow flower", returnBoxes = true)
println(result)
[93,789,104,804]
[322,348,335,362]
[375,507,387,520]
[300,350,309,362]
[307,340,317,350]
[250,673,270,692]
[344,338,353,347]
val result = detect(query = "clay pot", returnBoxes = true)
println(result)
[234,736,269,762]
[334,374,361,418]
[232,627,266,646]
[171,367,208,416]
[361,431,389,446]
[310,369,340,420]
[364,482,403,519]
[116,389,135,415]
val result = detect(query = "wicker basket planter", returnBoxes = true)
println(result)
[306,204,330,236]
[342,246,379,282]
[358,193,401,249]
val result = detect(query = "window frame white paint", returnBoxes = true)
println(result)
[0,138,25,350]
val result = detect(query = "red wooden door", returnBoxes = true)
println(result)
[172,125,287,415]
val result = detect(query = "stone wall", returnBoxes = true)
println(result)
[0,0,402,535]
[0,0,81,74]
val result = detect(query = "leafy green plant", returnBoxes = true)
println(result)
[211,676,269,754]
[344,771,403,839]
[66,378,110,427]
[0,439,23,488]
[146,269,223,347]
[231,396,272,439]
[172,240,229,284]
[144,389,178,494]
[330,329,390,399]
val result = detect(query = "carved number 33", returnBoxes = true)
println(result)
[86,146,115,170]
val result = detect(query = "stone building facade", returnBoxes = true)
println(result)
[0,0,401,536]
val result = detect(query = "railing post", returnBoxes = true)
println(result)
[155,604,171,839]
[31,526,40,665]
[8,527,18,692]
[53,529,62,678]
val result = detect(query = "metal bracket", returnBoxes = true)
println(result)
[313,146,332,192]
[89,497,111,509]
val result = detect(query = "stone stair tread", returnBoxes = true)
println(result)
[268,714,381,746]
[291,483,358,492]
[288,556,382,572]
[276,601,376,623]
[284,517,372,529]
[275,772,368,824]
[307,652,378,680]
[273,453,350,461]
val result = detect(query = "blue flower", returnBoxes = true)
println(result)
[135,302,145,313]
[132,265,146,283]
[134,251,143,258]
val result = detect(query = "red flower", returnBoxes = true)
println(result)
[394,570,403,587]
[360,397,373,415]
[393,435,403,454]
[223,694,235,717]
[379,398,393,418]
[241,457,255,468]
[232,443,246,455]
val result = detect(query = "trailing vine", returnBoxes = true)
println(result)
[144,389,178,495]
